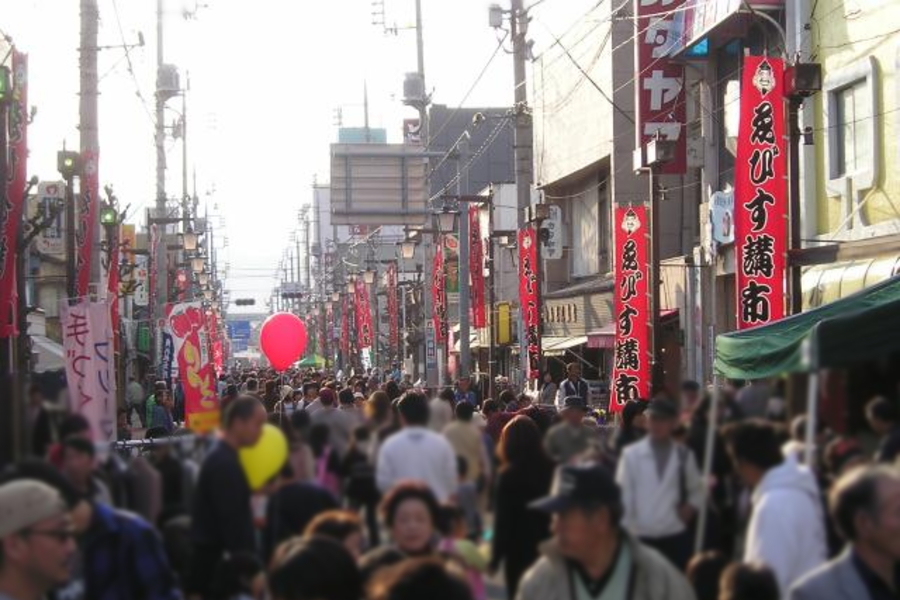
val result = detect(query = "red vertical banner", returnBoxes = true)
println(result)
[325,303,334,362]
[635,0,686,174]
[149,224,159,311]
[387,262,399,354]
[0,52,28,337]
[355,280,373,348]
[518,226,541,381]
[76,150,99,296]
[107,226,120,350]
[735,56,787,329]
[432,240,447,343]
[167,302,219,432]
[341,294,350,356]
[612,206,651,411]
[469,206,486,328]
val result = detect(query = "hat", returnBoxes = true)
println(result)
[529,464,621,513]
[0,480,69,537]
[560,396,587,413]
[645,398,678,420]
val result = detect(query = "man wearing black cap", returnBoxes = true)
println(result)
[545,396,592,465]
[615,399,703,571]
[518,464,695,600]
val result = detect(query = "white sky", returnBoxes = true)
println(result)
[4,0,596,313]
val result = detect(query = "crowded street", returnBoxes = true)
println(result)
[2,1,900,599]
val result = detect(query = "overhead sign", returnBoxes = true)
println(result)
[543,204,564,260]
[227,320,252,341]
[709,189,735,251]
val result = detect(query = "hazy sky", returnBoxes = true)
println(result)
[4,0,596,312]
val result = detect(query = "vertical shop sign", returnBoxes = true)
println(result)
[432,241,447,343]
[469,206,486,328]
[518,226,541,381]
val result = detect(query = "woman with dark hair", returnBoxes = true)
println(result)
[686,551,729,600]
[718,562,779,600]
[384,379,402,402]
[489,415,555,598]
[263,379,280,413]
[539,372,557,406]
[612,399,648,456]
[309,423,342,499]
[367,390,399,457]
[269,536,362,600]
[367,558,473,600]
[304,509,366,559]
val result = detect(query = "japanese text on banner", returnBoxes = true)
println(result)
[167,302,219,432]
[518,227,541,381]
[469,206,486,328]
[432,242,448,344]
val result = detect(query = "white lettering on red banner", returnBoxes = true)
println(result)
[432,241,448,343]
[518,226,541,381]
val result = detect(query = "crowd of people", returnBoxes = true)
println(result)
[4,365,900,600]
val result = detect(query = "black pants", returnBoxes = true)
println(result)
[640,529,692,571]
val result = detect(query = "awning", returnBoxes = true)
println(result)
[32,335,65,373]
[715,275,900,379]
[802,254,900,309]
[587,324,615,349]
[542,335,588,357]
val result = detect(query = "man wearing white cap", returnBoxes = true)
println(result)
[0,480,76,600]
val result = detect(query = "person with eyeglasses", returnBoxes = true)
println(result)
[0,479,76,600]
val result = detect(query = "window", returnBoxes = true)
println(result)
[572,186,600,276]
[834,79,872,178]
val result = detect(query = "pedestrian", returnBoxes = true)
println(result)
[59,437,113,506]
[789,464,900,600]
[722,419,827,595]
[376,392,457,503]
[263,464,339,562]
[490,415,555,598]
[268,536,362,600]
[443,402,490,498]
[429,388,456,433]
[679,380,702,422]
[304,510,366,560]
[310,423,343,500]
[611,399,648,457]
[145,381,168,431]
[144,427,186,525]
[539,372,558,406]
[366,557,472,600]
[735,379,770,419]
[342,425,381,547]
[187,395,266,598]
[544,396,592,465]
[303,381,322,414]
[339,387,364,425]
[148,389,176,433]
[454,377,479,408]
[864,396,900,464]
[274,385,299,417]
[366,390,398,459]
[126,376,146,428]
[311,388,353,458]
[437,505,488,600]
[685,551,729,600]
[0,480,76,600]
[555,363,591,409]
[26,385,54,458]
[720,563,780,600]
[616,398,703,571]
[519,464,696,600]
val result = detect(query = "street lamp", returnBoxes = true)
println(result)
[181,228,199,251]
[400,240,417,260]
[437,208,458,233]
[363,267,376,285]
[197,271,210,286]
[191,256,205,274]
[346,281,355,294]
[203,289,213,301]
[331,291,340,303]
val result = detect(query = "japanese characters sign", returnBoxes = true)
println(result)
[354,280,373,348]
[76,150,99,297]
[167,302,219,432]
[1,52,28,337]
[432,241,448,344]
[518,226,541,381]
[62,300,117,442]
[387,262,399,354]
[734,56,786,329]
[635,0,686,174]
[33,182,65,257]
[341,294,350,357]
[469,206,486,328]
[612,206,651,411]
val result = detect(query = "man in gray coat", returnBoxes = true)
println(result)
[789,464,900,600]
[518,464,696,600]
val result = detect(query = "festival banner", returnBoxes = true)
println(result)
[0,51,28,337]
[62,299,117,443]
[341,294,350,357]
[387,262,399,354]
[432,240,447,344]
[76,150,99,296]
[355,280,373,348]
[325,302,335,363]
[734,56,787,329]
[106,227,120,350]
[518,226,540,381]
[611,206,651,411]
[469,206,486,328]
[635,0,686,174]
[148,224,160,311]
[166,302,219,432]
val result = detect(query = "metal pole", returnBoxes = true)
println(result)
[65,175,77,297]
[788,99,803,315]
[649,168,662,390]
[80,0,100,285]
[414,0,428,143]
[154,0,167,368]
[487,195,496,398]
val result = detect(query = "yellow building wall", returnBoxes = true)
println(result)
[813,0,900,234]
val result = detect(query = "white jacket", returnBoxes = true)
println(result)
[616,438,704,538]
[745,455,827,598]
[376,426,458,502]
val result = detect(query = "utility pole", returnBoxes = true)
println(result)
[458,144,471,379]
[154,0,167,368]
[80,0,100,286]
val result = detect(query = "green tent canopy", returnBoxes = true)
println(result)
[297,355,325,368]
[715,275,900,379]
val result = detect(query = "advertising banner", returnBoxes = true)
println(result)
[354,280,373,348]
[167,302,219,432]
[76,150,99,297]
[469,206,486,328]
[62,299,117,442]
[734,56,787,329]
[635,0,686,174]
[341,294,350,356]
[518,226,541,381]
[0,51,28,337]
[432,241,447,343]
[34,182,65,256]
[611,206,651,411]
[148,224,159,310]
[387,262,399,353]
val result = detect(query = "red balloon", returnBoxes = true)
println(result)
[259,313,308,371]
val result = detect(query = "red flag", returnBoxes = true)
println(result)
[518,227,541,381]
[76,150,99,297]
[432,240,447,343]
[387,262,399,353]
[354,280,373,348]
[469,206,486,328]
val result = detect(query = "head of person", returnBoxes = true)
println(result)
[154,380,167,394]
[718,562,779,600]
[265,379,278,398]
[397,392,430,428]
[721,419,784,488]
[0,480,77,595]
[498,415,548,468]
[223,395,267,448]
[319,388,336,408]
[789,413,827,445]
[680,380,701,409]
[268,536,361,600]
[338,388,355,407]
[309,423,331,457]
[454,401,474,423]
[621,400,648,431]
[366,558,471,600]
[865,396,898,436]
[27,384,44,408]
[529,464,623,566]
[303,382,320,401]
[60,437,95,489]
[438,387,456,405]
[290,408,312,437]
[456,378,470,392]
[304,510,365,560]
[384,380,401,401]
[245,378,259,393]
[543,372,554,384]
[367,390,393,423]
[559,396,587,426]
[829,464,900,562]
[644,398,679,441]
[566,362,581,381]
[481,398,500,417]
[824,436,867,477]
[686,551,729,600]
[380,482,441,555]
[292,389,304,403]
[517,392,533,409]
[498,389,516,408]
[57,414,91,442]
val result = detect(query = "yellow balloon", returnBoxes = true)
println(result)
[239,423,288,491]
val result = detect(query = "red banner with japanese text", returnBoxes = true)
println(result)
[735,56,787,329]
[76,150,99,297]
[0,52,28,337]
[354,280,373,348]
[167,302,219,432]
[469,206,486,328]
[518,227,540,381]
[387,262,399,354]
[341,294,350,356]
[106,226,120,350]
[432,240,447,343]
[635,0,686,174]
[612,206,651,411]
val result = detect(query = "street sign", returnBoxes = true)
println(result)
[543,204,563,260]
